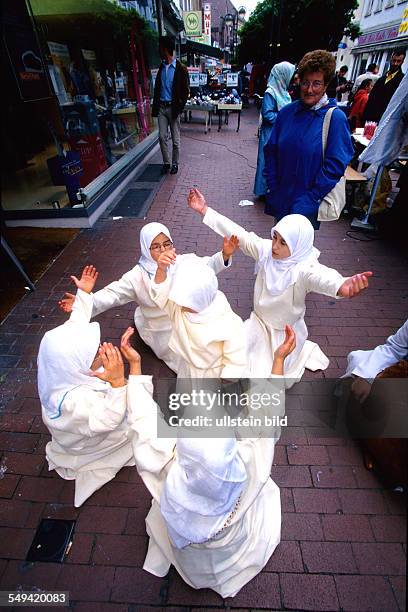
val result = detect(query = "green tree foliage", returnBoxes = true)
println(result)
[238,0,358,65]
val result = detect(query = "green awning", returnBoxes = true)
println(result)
[181,39,223,60]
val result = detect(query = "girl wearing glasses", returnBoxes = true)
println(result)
[263,49,354,229]
[59,222,236,373]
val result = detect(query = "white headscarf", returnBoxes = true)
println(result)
[37,294,107,419]
[138,222,173,276]
[161,436,247,548]
[169,257,220,321]
[265,61,295,110]
[256,214,320,295]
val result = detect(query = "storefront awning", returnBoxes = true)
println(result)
[181,39,223,60]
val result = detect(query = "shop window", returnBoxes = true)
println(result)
[365,0,375,15]
[2,0,159,212]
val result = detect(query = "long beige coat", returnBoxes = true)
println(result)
[127,375,282,598]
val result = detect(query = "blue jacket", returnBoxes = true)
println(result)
[263,98,354,228]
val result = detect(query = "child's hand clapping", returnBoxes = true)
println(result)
[222,235,239,261]
[70,265,99,294]
[91,342,125,388]
[157,248,177,272]
[120,327,142,376]
[272,325,296,375]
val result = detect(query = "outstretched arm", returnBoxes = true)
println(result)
[188,188,266,261]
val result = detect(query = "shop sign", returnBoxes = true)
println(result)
[398,6,408,37]
[183,11,202,37]
[226,73,239,87]
[199,73,208,85]
[189,72,200,87]
[3,1,51,101]
[357,26,399,46]
[203,4,212,46]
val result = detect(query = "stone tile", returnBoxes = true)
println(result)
[322,514,374,542]
[224,572,281,608]
[282,513,323,541]
[281,573,339,611]
[76,507,129,534]
[352,543,406,575]
[293,488,341,514]
[92,534,147,567]
[272,466,312,488]
[311,465,357,488]
[287,445,329,465]
[301,541,357,573]
[335,575,399,611]
[339,490,389,514]
[264,541,303,572]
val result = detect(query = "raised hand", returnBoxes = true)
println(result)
[272,325,296,375]
[120,327,141,375]
[337,271,373,298]
[58,292,76,313]
[91,342,125,388]
[222,235,240,260]
[188,188,208,216]
[70,265,99,294]
[157,248,177,272]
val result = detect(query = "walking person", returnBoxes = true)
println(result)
[253,61,295,199]
[152,36,189,175]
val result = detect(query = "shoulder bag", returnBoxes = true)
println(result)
[317,107,347,222]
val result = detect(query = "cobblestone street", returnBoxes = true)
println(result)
[0,104,406,611]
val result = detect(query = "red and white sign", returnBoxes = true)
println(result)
[203,3,211,45]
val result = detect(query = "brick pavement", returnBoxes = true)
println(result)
[0,104,406,611]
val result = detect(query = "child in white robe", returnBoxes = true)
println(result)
[38,266,136,507]
[149,251,247,379]
[122,324,296,598]
[59,223,237,373]
[188,188,373,386]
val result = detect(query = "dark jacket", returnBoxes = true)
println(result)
[152,60,189,119]
[363,68,404,124]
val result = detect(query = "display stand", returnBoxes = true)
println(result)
[1,237,35,291]
[183,104,214,133]
[216,103,242,132]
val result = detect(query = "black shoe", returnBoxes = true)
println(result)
[170,163,178,175]
[161,164,170,175]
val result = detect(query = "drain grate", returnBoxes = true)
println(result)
[26,518,75,563]
[135,164,164,182]
[110,189,152,218]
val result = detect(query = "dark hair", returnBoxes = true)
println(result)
[340,65,348,73]
[392,47,406,58]
[297,49,336,85]
[159,35,175,54]
[367,63,377,72]
[358,78,373,91]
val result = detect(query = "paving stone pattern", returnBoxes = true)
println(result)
[0,104,406,610]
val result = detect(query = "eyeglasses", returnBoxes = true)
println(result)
[150,240,173,252]
[300,80,325,90]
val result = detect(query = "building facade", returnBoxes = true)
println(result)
[349,0,408,79]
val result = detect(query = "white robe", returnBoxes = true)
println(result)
[344,320,408,382]
[91,252,230,373]
[149,258,247,379]
[43,375,134,508]
[127,375,282,599]
[203,207,346,385]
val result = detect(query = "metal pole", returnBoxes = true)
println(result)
[155,0,164,36]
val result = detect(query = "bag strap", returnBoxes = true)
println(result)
[322,107,336,157]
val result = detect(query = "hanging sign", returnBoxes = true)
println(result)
[189,72,200,87]
[199,73,208,85]
[183,11,202,37]
[226,73,239,87]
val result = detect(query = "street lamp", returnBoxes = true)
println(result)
[222,7,246,65]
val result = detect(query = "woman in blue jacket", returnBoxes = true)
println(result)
[264,50,354,229]
[254,61,295,198]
